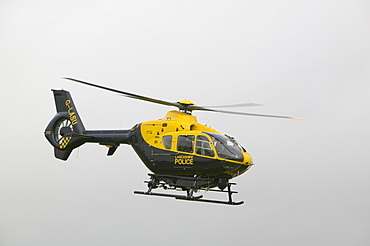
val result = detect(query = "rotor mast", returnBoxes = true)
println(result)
[177,100,196,115]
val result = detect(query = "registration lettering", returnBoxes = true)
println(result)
[65,100,78,125]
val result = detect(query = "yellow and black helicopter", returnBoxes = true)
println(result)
[44,78,299,205]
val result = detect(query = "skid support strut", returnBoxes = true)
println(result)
[134,174,244,205]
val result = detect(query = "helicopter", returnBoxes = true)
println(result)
[44,78,299,205]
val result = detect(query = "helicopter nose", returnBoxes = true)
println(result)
[245,153,253,165]
[220,161,243,172]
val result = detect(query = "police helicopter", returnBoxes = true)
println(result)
[44,78,300,205]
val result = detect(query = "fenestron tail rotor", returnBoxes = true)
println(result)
[53,118,73,146]
[64,77,301,119]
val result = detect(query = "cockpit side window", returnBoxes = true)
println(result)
[196,135,215,157]
[206,132,244,161]
[162,135,172,149]
[177,135,194,153]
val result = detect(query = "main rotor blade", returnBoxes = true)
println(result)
[189,103,263,110]
[64,77,182,108]
[65,77,301,119]
[202,103,263,108]
[190,106,301,119]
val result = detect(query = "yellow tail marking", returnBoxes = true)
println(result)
[60,137,72,149]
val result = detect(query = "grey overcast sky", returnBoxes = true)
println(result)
[1,1,370,245]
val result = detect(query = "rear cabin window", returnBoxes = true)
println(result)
[162,135,172,149]
[177,135,194,153]
[196,135,214,157]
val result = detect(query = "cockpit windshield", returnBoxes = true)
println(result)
[205,132,244,162]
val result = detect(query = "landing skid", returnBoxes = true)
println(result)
[134,173,244,206]
[176,196,244,205]
[134,191,203,200]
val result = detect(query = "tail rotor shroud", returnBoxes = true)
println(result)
[44,89,131,160]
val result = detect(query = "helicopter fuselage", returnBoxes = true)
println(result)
[129,110,253,180]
